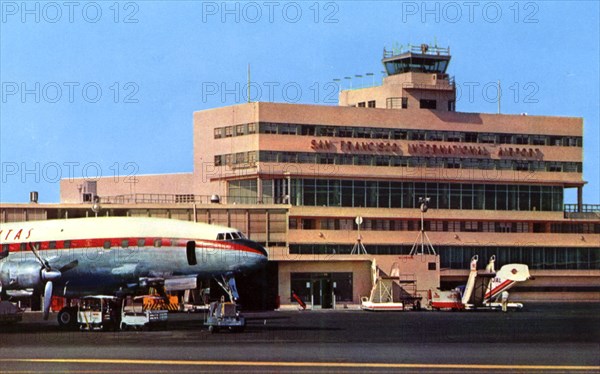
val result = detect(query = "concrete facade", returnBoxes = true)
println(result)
[37,46,600,306]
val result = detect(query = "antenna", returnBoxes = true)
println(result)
[497,80,501,114]
[247,63,251,103]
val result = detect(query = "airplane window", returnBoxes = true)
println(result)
[49,241,56,249]
[230,232,240,239]
[154,239,162,248]
[226,233,233,240]
[1,244,8,259]
[121,240,129,248]
[20,243,27,251]
[103,241,111,250]
[137,239,145,247]
[237,232,246,239]
[217,233,225,240]
[64,240,71,249]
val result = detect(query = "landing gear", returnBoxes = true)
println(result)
[57,307,77,330]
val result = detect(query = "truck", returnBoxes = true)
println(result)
[120,295,168,330]
[77,296,118,331]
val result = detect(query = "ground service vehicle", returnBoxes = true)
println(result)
[205,299,245,333]
[120,295,168,330]
[77,295,117,331]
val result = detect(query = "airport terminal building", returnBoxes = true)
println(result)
[2,45,599,308]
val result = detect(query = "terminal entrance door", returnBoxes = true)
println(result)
[311,277,333,309]
[291,272,353,309]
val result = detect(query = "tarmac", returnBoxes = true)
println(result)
[0,303,599,373]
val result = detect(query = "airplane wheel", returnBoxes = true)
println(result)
[58,307,77,330]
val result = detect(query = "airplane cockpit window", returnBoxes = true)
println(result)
[225,233,233,240]
[230,232,240,240]
[237,232,246,239]
[217,233,225,240]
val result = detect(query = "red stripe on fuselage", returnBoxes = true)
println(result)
[3,238,265,256]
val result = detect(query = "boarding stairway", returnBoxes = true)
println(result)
[364,260,422,310]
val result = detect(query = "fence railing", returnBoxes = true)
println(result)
[564,204,600,213]
[98,194,289,205]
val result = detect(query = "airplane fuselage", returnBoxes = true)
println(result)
[0,217,268,297]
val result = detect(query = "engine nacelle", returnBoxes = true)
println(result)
[0,261,41,289]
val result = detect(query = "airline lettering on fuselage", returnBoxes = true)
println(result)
[0,228,34,241]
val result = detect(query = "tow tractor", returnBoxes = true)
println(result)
[204,297,245,333]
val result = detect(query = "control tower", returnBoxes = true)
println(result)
[339,44,456,111]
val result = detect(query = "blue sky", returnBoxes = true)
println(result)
[1,1,598,204]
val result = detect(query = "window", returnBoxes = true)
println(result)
[368,100,376,108]
[478,133,497,144]
[401,97,408,109]
[357,102,366,107]
[224,126,233,138]
[247,122,257,134]
[154,239,162,247]
[463,221,479,232]
[447,100,455,111]
[103,241,111,250]
[121,240,129,248]
[420,99,437,109]
[214,128,223,139]
[235,124,246,136]
[137,239,146,247]
[214,155,222,166]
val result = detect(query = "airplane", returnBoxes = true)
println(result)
[0,216,268,328]
[428,255,532,311]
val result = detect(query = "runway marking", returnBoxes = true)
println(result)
[1,358,599,371]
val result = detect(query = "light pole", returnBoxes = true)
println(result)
[409,197,437,255]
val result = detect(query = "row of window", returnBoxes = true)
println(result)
[1,236,240,253]
[213,121,582,147]
[255,151,582,173]
[289,180,564,211]
[288,245,600,270]
[290,217,600,234]
[214,123,257,139]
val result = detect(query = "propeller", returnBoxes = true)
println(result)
[28,243,78,320]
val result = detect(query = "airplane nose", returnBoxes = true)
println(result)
[234,239,269,259]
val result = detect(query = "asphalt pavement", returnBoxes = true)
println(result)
[1,303,599,373]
